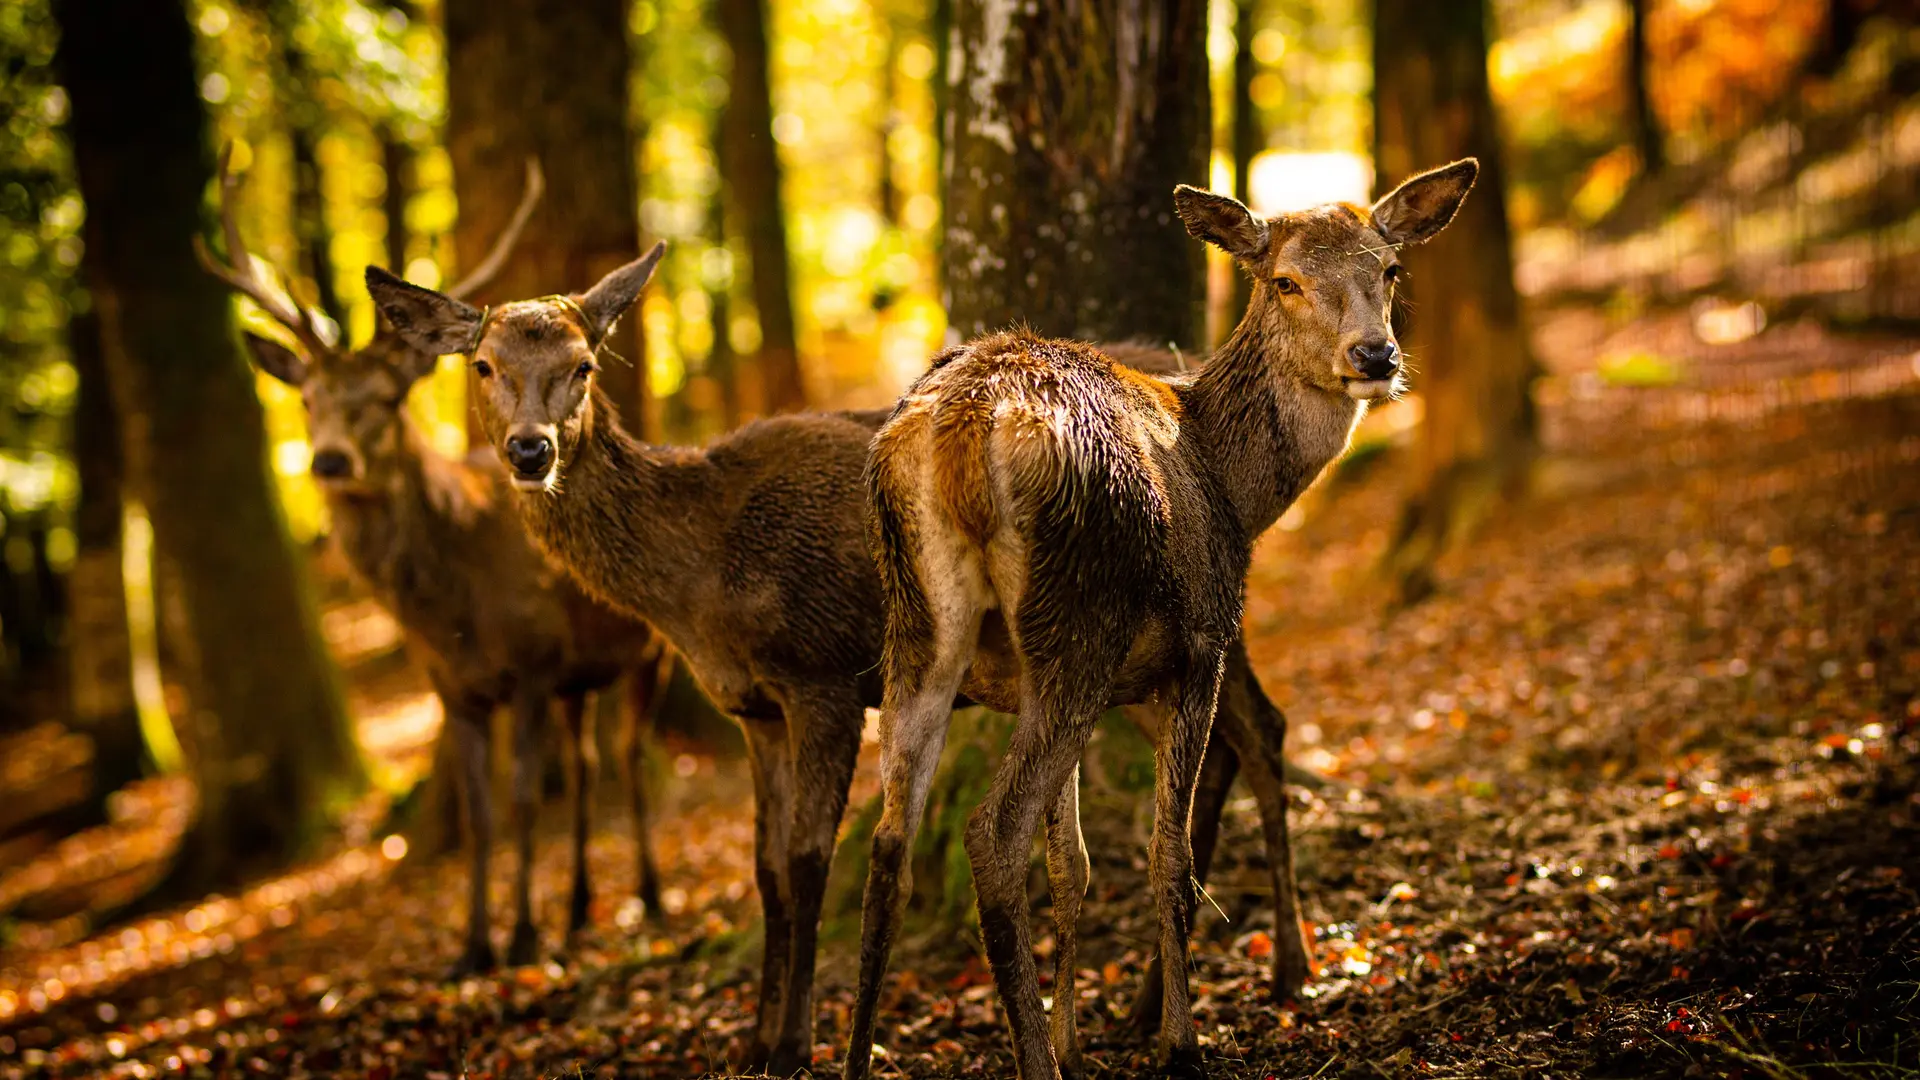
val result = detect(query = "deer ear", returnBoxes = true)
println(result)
[1173,185,1270,261]
[1371,159,1478,246]
[242,331,309,386]
[578,241,667,342]
[364,265,485,357]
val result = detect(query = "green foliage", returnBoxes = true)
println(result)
[1597,350,1684,388]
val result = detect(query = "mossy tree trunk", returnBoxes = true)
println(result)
[1373,0,1536,604]
[444,0,652,438]
[717,0,806,414]
[58,0,365,890]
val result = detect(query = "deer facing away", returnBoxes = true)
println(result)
[196,152,676,977]
[847,160,1479,1080]
[364,247,1330,1074]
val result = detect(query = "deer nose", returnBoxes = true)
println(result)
[504,433,554,477]
[310,449,352,479]
[1349,340,1399,380]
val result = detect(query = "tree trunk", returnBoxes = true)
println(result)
[275,4,345,325]
[717,0,806,414]
[64,309,147,818]
[944,0,1209,345]
[1373,0,1536,604]
[382,130,413,273]
[1626,0,1663,174]
[707,113,740,429]
[58,0,365,890]
[1226,0,1260,337]
[444,0,652,438]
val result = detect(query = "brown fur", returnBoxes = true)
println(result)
[848,160,1478,1080]
[365,247,1331,1076]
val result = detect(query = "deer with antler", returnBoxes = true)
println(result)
[846,160,1479,1080]
[196,149,677,976]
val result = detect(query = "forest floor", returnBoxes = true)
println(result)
[2,306,1918,1080]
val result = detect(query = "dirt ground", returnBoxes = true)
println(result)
[2,307,1917,1079]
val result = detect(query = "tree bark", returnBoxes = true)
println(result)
[58,0,364,889]
[1373,0,1537,604]
[64,309,147,817]
[717,0,806,414]
[1226,0,1259,337]
[382,131,413,273]
[444,0,652,438]
[1626,0,1663,174]
[944,0,1210,345]
[274,3,345,325]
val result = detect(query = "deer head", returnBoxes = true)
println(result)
[197,145,544,491]
[1174,158,1478,402]
[365,243,666,492]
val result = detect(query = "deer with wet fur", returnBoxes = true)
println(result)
[363,244,1338,1075]
[196,150,676,977]
[845,159,1479,1080]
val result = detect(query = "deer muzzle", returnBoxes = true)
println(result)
[504,430,556,486]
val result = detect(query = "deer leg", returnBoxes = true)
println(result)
[1043,763,1089,1079]
[769,690,862,1077]
[1150,652,1226,1075]
[967,686,1105,1080]
[446,704,497,978]
[741,716,795,1074]
[506,690,546,967]
[843,623,979,1080]
[624,649,674,921]
[561,692,597,936]
[1128,716,1238,1037]
[1216,640,1312,1000]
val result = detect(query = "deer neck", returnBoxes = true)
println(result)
[513,386,707,625]
[322,410,467,599]
[1182,314,1366,539]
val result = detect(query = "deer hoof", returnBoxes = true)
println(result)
[443,942,496,981]
[506,923,540,967]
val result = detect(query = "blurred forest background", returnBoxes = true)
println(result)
[2,0,1919,1075]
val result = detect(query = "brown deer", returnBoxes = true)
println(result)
[195,150,676,977]
[847,161,1479,1080]
[363,248,1338,1074]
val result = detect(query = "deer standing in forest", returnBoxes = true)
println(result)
[364,246,1329,1075]
[196,151,676,977]
[845,160,1479,1080]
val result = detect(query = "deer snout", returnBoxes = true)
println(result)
[310,448,354,480]
[1347,339,1400,380]
[504,431,555,479]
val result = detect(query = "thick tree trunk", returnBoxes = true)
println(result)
[943,0,1209,344]
[444,0,652,438]
[1626,0,1663,174]
[58,0,364,890]
[1226,0,1259,337]
[1373,0,1537,604]
[717,0,806,414]
[65,310,147,818]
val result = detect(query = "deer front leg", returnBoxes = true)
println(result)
[507,689,547,967]
[1128,717,1238,1036]
[1043,764,1089,1080]
[1151,652,1225,1076]
[624,648,674,920]
[770,690,862,1077]
[740,717,795,1074]
[561,692,597,936]
[446,702,498,978]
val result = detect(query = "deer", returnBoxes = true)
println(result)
[363,247,1336,1074]
[194,148,677,978]
[845,160,1479,1080]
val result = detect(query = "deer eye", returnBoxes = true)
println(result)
[575,360,598,379]
[1274,276,1301,295]
[472,359,493,379]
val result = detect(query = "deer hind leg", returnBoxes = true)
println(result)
[506,689,548,967]
[769,689,863,1077]
[1127,711,1238,1036]
[741,715,796,1074]
[1043,763,1090,1079]
[561,692,597,936]
[624,647,674,921]
[446,702,497,978]
[1150,649,1227,1074]
[1215,639,1312,999]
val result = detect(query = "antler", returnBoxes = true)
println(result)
[445,157,545,301]
[193,142,338,363]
